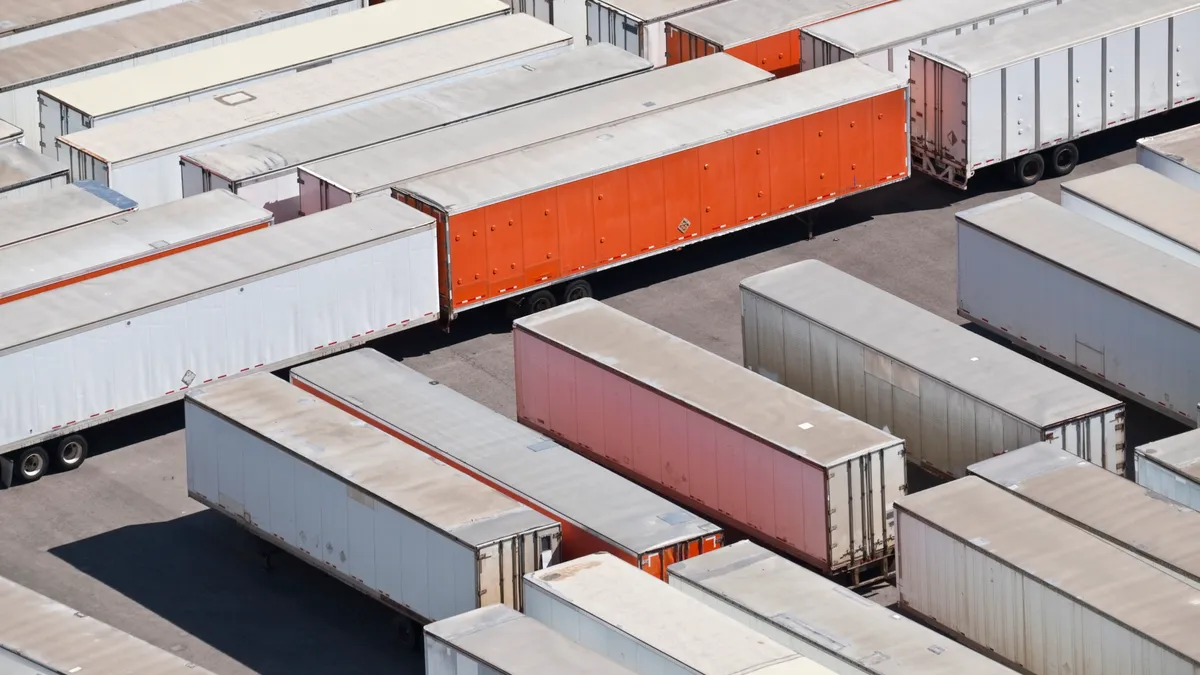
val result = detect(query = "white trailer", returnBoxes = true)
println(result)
[667,541,1019,675]
[957,192,1200,428]
[297,52,769,212]
[524,553,834,675]
[0,0,185,50]
[0,142,68,203]
[180,44,650,221]
[424,605,637,675]
[1139,123,1200,192]
[895,477,1200,675]
[0,197,439,487]
[1135,430,1200,512]
[740,260,1125,478]
[577,0,729,66]
[910,0,1200,188]
[0,0,364,150]
[0,180,137,250]
[0,573,217,674]
[56,14,571,209]
[0,118,19,145]
[185,373,562,643]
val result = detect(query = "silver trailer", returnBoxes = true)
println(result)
[0,0,184,50]
[0,142,68,203]
[740,259,1125,478]
[910,0,1200,188]
[957,192,1200,429]
[0,197,439,487]
[896,477,1200,675]
[1135,429,1200,511]
[969,442,1200,589]
[185,373,562,642]
[1139,123,1200,192]
[424,605,637,675]
[666,541,1019,675]
[0,180,136,250]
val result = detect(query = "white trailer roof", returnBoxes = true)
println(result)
[1138,430,1200,482]
[594,0,725,22]
[740,260,1120,428]
[396,58,899,212]
[515,299,903,467]
[0,144,67,192]
[0,197,431,355]
[1140,124,1200,176]
[0,118,19,142]
[912,0,1200,75]
[0,574,217,675]
[184,44,651,184]
[188,373,558,547]
[59,14,570,165]
[1062,164,1200,254]
[669,0,887,48]
[0,189,269,301]
[291,349,721,555]
[897,477,1200,664]
[669,541,1018,675]
[39,0,509,118]
[0,0,350,92]
[312,52,769,197]
[425,605,637,674]
[0,181,137,249]
[956,192,1200,330]
[0,0,141,39]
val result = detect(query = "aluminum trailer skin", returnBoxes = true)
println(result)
[185,373,562,636]
[182,44,651,221]
[957,192,1200,428]
[0,0,184,50]
[424,604,637,675]
[969,442,1200,590]
[0,181,136,250]
[393,59,908,321]
[524,553,836,675]
[36,0,510,160]
[1138,123,1200,192]
[0,0,364,150]
[0,573,218,675]
[667,541,1019,675]
[0,197,439,487]
[299,52,771,213]
[739,259,1125,479]
[0,189,271,305]
[56,14,572,209]
[895,477,1200,675]
[514,299,906,584]
[910,0,1200,189]
[290,348,724,580]
[0,143,68,203]
[1135,429,1200,512]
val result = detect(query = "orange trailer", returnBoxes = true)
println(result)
[391,58,907,320]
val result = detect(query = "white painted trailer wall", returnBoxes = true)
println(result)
[0,143,68,203]
[957,193,1200,428]
[1139,124,1200,192]
[0,180,137,250]
[578,0,727,66]
[0,0,186,50]
[1136,430,1200,512]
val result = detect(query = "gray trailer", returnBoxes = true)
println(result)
[1139,123,1200,191]
[1135,430,1200,511]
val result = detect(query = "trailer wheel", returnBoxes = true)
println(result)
[53,435,88,472]
[525,289,557,315]
[1047,143,1078,177]
[16,447,49,484]
[560,279,593,304]
[1011,153,1044,187]
[395,616,420,651]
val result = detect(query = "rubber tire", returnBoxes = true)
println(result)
[560,279,593,304]
[16,446,49,484]
[1012,153,1045,187]
[524,289,557,316]
[396,617,419,652]
[53,434,88,472]
[1047,143,1078,177]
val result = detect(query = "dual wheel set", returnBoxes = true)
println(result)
[10,434,89,485]
[510,277,593,317]
[1010,142,1079,187]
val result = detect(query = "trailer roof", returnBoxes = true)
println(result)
[57,14,569,165]
[741,260,1120,428]
[39,0,509,118]
[185,44,651,184]
[188,373,557,547]
[668,0,888,48]
[593,0,726,22]
[956,193,1200,330]
[527,554,830,675]
[896,477,1200,664]
[0,119,19,142]
[1062,165,1200,255]
[309,52,769,197]
[0,197,431,355]
[1140,124,1200,176]
[0,181,136,250]
[912,0,1200,75]
[396,58,899,212]
[0,0,140,39]
[425,605,637,674]
[0,144,67,193]
[515,299,902,467]
[1137,429,1200,482]
[0,574,217,675]
[669,541,1018,675]
[292,349,721,555]
[0,0,350,93]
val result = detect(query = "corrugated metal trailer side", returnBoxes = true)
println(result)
[513,299,905,582]
[424,604,637,675]
[1139,124,1200,192]
[0,0,182,49]
[1135,430,1200,511]
[0,0,363,149]
[0,197,440,487]
[969,442,1200,589]
[739,260,1125,478]
[910,0,1200,189]
[573,0,730,66]
[0,180,136,250]
[895,477,1200,675]
[667,541,1019,675]
[0,573,218,674]
[185,373,562,630]
[290,348,723,581]
[524,553,832,675]
[0,143,68,203]
[956,192,1200,428]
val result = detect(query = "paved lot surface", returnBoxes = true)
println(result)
[1,107,1196,674]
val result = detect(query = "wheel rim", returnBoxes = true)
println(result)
[21,453,43,478]
[61,441,83,465]
[1022,161,1041,180]
[1056,149,1075,172]
[566,287,586,301]
[531,296,554,313]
